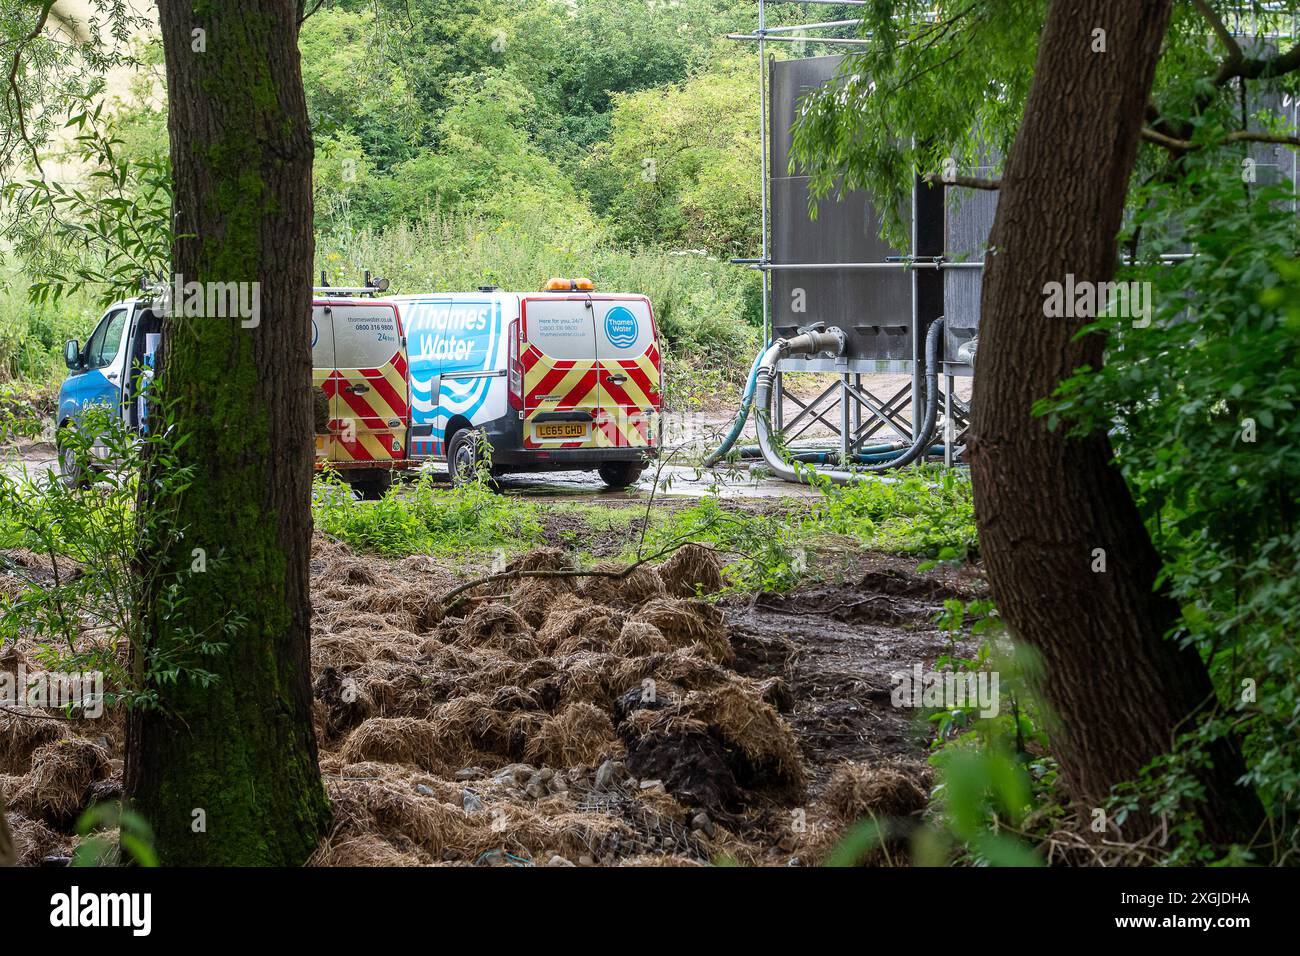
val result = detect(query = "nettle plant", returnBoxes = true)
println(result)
[0,400,237,712]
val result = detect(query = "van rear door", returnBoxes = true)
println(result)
[591,296,660,449]
[319,300,408,463]
[519,295,600,450]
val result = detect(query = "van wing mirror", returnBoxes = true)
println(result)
[64,339,82,370]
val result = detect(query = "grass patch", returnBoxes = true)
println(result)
[638,466,977,591]
[313,473,545,558]
[813,467,977,557]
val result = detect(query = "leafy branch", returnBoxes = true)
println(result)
[3,105,172,308]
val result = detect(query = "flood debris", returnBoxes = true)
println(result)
[11,737,111,827]
[305,539,825,865]
[0,536,972,867]
[824,762,928,824]
[658,543,725,598]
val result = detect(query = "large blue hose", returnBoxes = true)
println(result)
[702,348,766,467]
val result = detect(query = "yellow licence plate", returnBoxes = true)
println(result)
[536,422,588,439]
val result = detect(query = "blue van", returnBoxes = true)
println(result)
[56,298,162,483]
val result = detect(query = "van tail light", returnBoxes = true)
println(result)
[507,318,524,410]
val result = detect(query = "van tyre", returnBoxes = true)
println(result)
[598,461,644,490]
[349,470,392,501]
[56,427,88,490]
[448,428,491,488]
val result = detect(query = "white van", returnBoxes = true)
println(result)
[59,279,662,497]
[312,278,662,495]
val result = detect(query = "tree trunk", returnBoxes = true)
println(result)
[969,0,1262,844]
[123,0,330,865]
[0,795,14,866]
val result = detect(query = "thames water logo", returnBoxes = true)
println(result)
[604,306,639,348]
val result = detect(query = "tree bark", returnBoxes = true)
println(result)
[124,0,329,865]
[0,795,14,866]
[969,0,1262,844]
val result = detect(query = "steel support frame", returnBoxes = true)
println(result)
[730,4,1299,471]
[766,370,968,461]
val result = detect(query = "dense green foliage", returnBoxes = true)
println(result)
[0,0,874,390]
[1043,167,1300,856]
[301,0,766,230]
[0,276,90,383]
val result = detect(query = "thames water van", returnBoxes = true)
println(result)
[309,280,662,494]
[311,293,412,498]
[57,290,411,495]
[56,298,164,484]
[388,278,662,489]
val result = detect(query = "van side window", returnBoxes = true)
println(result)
[86,309,127,369]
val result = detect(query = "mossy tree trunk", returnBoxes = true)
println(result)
[969,0,1262,844]
[0,795,14,866]
[123,0,330,865]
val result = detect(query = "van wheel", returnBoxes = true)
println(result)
[349,470,392,501]
[56,429,88,489]
[447,428,491,488]
[598,461,644,490]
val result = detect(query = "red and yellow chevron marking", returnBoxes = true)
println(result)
[314,351,409,464]
[521,347,597,408]
[312,366,333,462]
[316,431,402,462]
[593,347,660,448]
[520,344,599,449]
[593,408,657,448]
[519,341,661,450]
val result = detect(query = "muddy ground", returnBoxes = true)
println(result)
[727,554,983,795]
[1,493,985,866]
[530,497,987,796]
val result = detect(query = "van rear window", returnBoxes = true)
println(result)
[592,298,653,358]
[523,299,595,360]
